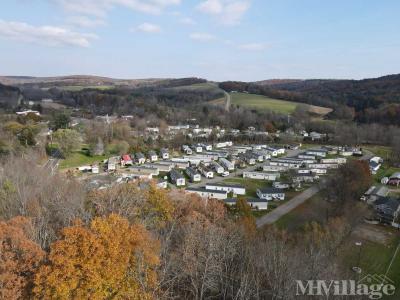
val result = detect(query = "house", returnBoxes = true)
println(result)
[192,144,203,153]
[148,150,158,162]
[307,163,339,169]
[185,187,228,200]
[16,110,40,116]
[91,164,99,174]
[388,172,400,186]
[198,164,214,178]
[308,131,326,141]
[219,158,235,171]
[205,183,246,196]
[374,197,400,225]
[210,161,224,174]
[293,173,317,183]
[156,178,168,189]
[215,141,233,148]
[136,152,146,164]
[145,163,172,172]
[309,168,328,175]
[129,166,159,177]
[170,169,186,186]
[306,149,327,157]
[243,171,280,181]
[361,186,389,203]
[167,159,190,169]
[200,143,213,151]
[146,127,159,134]
[186,167,201,182]
[120,154,133,166]
[107,157,119,172]
[269,158,303,169]
[369,161,381,174]
[224,198,269,210]
[272,182,290,189]
[240,152,256,165]
[182,145,193,155]
[256,188,285,201]
[320,158,347,164]
[263,163,288,172]
[160,148,169,160]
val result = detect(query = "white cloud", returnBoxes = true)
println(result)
[238,42,267,51]
[67,16,107,28]
[197,0,250,25]
[134,22,162,33]
[55,0,181,17]
[179,17,196,25]
[0,19,97,47]
[189,32,216,42]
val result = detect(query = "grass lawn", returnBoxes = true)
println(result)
[364,145,393,160]
[59,151,107,169]
[374,165,400,184]
[340,228,400,298]
[223,177,272,197]
[275,192,328,231]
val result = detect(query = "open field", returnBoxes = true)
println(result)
[212,92,332,115]
[59,150,106,169]
[58,85,115,91]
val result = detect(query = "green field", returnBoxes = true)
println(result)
[213,92,332,115]
[59,151,107,169]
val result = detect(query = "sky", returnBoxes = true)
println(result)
[0,0,399,81]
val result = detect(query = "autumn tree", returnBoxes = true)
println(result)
[0,217,45,300]
[34,214,159,299]
[323,160,372,220]
[52,128,81,157]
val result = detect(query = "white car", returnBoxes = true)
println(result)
[221,171,230,177]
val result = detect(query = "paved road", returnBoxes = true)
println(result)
[256,184,321,228]
[224,90,231,112]
[43,149,62,175]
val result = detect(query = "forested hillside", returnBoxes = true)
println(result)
[220,74,400,125]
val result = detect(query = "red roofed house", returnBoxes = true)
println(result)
[121,154,133,166]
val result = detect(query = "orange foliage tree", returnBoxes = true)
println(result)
[0,217,45,300]
[33,214,160,299]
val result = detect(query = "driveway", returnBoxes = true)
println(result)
[256,184,321,228]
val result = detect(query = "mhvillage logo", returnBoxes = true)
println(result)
[296,274,396,299]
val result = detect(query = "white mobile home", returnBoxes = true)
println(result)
[160,148,169,160]
[243,171,280,181]
[136,153,146,164]
[170,169,186,186]
[219,158,235,171]
[205,183,246,196]
[148,150,158,162]
[256,188,285,201]
[210,161,224,174]
[224,198,268,210]
[186,187,227,200]
[185,167,201,182]
[263,163,288,172]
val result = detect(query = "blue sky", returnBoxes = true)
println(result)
[0,0,399,81]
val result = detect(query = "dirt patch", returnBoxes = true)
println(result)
[308,105,333,116]
[352,224,394,245]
